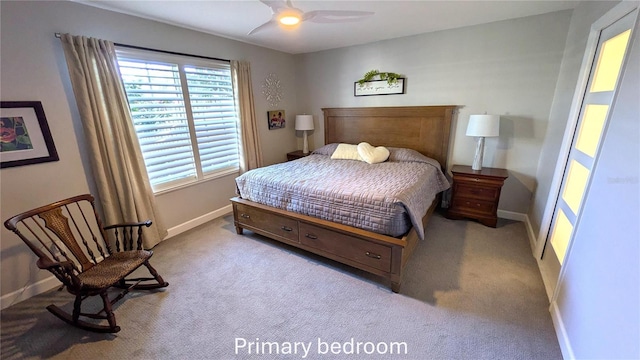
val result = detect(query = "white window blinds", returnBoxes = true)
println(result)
[116,49,240,192]
[185,66,240,174]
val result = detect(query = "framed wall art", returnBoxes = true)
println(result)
[1,101,59,168]
[267,110,286,130]
[354,78,406,96]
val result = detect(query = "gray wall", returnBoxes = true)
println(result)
[525,1,639,357]
[295,10,572,214]
[554,7,639,357]
[529,0,619,237]
[0,1,299,298]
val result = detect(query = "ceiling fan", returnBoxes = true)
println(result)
[248,0,374,35]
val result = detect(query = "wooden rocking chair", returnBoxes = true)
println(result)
[4,194,168,333]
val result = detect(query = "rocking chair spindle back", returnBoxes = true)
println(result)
[4,194,168,333]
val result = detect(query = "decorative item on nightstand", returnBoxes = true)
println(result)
[295,114,314,154]
[466,114,500,171]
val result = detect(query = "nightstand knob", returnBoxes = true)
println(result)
[474,178,480,181]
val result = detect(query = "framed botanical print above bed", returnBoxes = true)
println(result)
[354,78,405,96]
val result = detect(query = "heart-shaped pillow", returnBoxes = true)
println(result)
[357,142,390,164]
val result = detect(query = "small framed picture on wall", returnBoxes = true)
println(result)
[1,101,59,168]
[267,110,285,130]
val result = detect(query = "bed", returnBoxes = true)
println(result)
[231,105,456,292]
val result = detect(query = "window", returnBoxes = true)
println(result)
[116,48,240,192]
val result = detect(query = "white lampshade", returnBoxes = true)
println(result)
[295,114,314,154]
[466,114,500,171]
[466,115,500,137]
[295,115,314,131]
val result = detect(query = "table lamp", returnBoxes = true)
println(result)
[466,114,500,171]
[295,114,314,154]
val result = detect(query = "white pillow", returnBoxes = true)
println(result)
[357,142,390,164]
[331,143,364,161]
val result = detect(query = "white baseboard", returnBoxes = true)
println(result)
[1,275,59,310]
[166,204,232,239]
[498,210,538,255]
[1,206,232,309]
[550,301,574,359]
[497,209,527,222]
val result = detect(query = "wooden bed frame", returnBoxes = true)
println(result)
[231,106,456,292]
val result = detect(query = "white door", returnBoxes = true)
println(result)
[541,8,637,275]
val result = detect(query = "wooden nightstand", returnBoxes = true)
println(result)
[286,150,310,161]
[446,165,509,227]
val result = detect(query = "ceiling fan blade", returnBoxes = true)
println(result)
[259,0,288,13]
[304,10,375,23]
[247,19,278,35]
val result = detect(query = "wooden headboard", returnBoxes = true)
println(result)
[322,106,456,168]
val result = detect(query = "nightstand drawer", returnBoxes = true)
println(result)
[451,197,496,216]
[454,175,504,187]
[455,183,499,201]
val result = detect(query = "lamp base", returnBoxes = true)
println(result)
[302,131,309,154]
[472,137,485,171]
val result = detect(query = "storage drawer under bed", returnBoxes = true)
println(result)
[299,222,392,273]
[234,203,299,243]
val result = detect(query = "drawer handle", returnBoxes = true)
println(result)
[365,251,382,260]
[240,213,250,219]
[281,226,293,232]
[305,233,318,240]
[474,178,480,181]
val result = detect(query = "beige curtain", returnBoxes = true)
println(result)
[60,34,167,248]
[231,60,263,172]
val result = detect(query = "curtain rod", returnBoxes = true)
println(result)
[54,33,230,63]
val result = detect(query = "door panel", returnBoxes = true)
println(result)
[543,10,636,266]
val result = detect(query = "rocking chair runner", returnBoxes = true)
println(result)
[4,194,168,333]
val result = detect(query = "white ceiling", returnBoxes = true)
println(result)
[75,0,579,54]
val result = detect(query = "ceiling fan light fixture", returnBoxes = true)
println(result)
[248,0,374,36]
[279,15,300,26]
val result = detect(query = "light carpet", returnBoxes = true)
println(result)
[0,212,562,359]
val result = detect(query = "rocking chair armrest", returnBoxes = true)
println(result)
[36,258,84,289]
[36,258,75,272]
[103,220,152,251]
[103,220,152,230]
